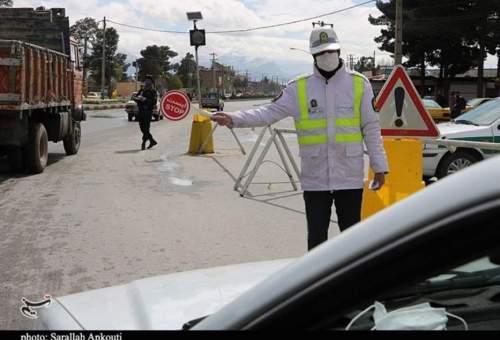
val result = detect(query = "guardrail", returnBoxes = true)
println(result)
[422,138,500,152]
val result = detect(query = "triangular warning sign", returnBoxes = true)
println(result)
[375,65,440,138]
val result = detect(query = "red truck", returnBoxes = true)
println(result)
[0,7,84,173]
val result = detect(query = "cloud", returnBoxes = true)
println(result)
[10,0,498,72]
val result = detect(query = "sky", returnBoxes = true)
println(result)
[12,0,499,80]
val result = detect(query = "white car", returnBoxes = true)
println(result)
[423,97,500,179]
[36,157,500,330]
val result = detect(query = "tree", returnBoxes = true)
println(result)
[0,0,13,7]
[176,53,197,89]
[369,0,494,100]
[114,53,130,82]
[463,0,500,97]
[233,76,248,90]
[88,27,129,95]
[70,17,99,87]
[166,74,183,90]
[137,45,178,82]
[354,56,375,73]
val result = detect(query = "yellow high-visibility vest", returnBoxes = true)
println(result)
[295,75,364,145]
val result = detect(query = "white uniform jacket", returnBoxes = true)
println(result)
[228,64,389,191]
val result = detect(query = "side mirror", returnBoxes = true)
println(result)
[497,124,500,131]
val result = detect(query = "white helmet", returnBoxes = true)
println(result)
[309,26,341,55]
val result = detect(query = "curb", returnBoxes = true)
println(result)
[84,104,127,111]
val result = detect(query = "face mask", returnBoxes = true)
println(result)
[315,51,340,72]
[346,301,468,331]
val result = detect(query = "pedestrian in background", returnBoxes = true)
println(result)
[449,91,456,111]
[436,93,447,108]
[212,24,389,251]
[451,91,466,119]
[134,76,158,150]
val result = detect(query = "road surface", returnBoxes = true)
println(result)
[1,99,349,329]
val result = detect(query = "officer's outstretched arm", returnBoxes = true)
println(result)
[360,80,389,175]
[221,84,297,128]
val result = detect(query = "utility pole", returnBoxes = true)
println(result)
[348,54,354,70]
[222,64,225,95]
[261,74,264,95]
[83,35,89,95]
[101,17,106,99]
[210,52,217,92]
[244,70,249,95]
[134,59,139,91]
[395,0,403,65]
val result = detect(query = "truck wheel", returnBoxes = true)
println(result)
[436,150,479,179]
[63,122,81,156]
[24,123,48,174]
[7,147,24,173]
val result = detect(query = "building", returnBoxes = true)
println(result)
[370,67,499,101]
[116,82,142,99]
[199,63,236,95]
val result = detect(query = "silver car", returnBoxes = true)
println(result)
[125,92,163,122]
[39,156,500,330]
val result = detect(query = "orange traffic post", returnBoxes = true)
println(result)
[361,138,426,220]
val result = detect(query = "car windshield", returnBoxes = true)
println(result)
[467,98,485,107]
[454,98,500,126]
[423,99,442,109]
[338,254,500,331]
[382,255,500,299]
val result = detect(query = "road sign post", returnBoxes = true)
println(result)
[186,12,214,154]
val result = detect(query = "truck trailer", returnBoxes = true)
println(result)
[0,7,84,173]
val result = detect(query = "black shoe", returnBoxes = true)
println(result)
[147,140,158,149]
[141,141,146,150]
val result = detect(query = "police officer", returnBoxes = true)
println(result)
[134,76,158,150]
[212,25,389,250]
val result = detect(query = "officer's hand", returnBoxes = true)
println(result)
[372,172,386,190]
[211,112,233,127]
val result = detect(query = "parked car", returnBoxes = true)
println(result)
[125,92,162,122]
[423,98,451,122]
[201,92,224,111]
[84,92,101,99]
[39,156,500,330]
[423,97,500,179]
[466,97,492,111]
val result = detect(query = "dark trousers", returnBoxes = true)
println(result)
[138,110,154,142]
[304,189,363,251]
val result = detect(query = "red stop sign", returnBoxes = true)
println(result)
[160,91,191,121]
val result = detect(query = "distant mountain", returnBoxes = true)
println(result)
[216,55,311,83]
[125,53,312,83]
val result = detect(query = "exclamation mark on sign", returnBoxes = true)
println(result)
[394,87,405,127]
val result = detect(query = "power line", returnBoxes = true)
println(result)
[106,20,187,34]
[106,0,376,35]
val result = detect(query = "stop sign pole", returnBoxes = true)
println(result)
[187,12,206,110]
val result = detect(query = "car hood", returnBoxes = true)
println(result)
[39,259,293,330]
[437,122,490,138]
